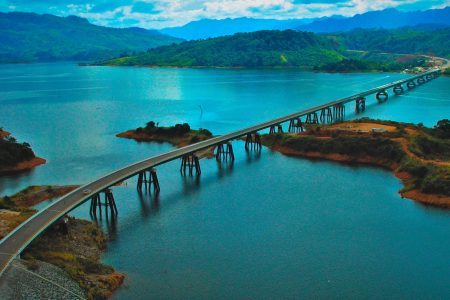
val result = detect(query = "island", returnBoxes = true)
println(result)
[0,186,124,299]
[0,128,46,174]
[261,119,450,207]
[117,121,213,147]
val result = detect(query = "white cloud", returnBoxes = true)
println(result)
[8,0,444,29]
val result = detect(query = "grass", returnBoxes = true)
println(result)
[261,119,450,197]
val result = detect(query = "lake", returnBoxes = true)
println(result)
[1,63,450,299]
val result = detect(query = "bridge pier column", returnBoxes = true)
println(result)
[216,142,235,161]
[320,107,333,123]
[305,112,319,125]
[269,124,283,134]
[426,74,433,81]
[376,90,388,103]
[332,103,345,122]
[180,154,201,176]
[393,85,404,95]
[407,81,416,89]
[137,168,160,193]
[245,133,261,151]
[90,188,118,218]
[355,97,366,113]
[417,77,425,85]
[288,118,304,133]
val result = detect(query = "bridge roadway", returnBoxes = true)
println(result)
[0,68,441,275]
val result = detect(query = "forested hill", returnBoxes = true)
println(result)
[331,26,450,58]
[0,12,182,63]
[97,30,344,67]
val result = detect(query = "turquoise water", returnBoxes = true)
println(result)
[1,63,450,298]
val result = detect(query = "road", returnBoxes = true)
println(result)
[0,69,440,276]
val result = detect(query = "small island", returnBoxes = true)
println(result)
[0,186,124,299]
[0,128,46,174]
[261,119,450,207]
[117,121,213,147]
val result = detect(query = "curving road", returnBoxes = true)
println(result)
[0,69,441,276]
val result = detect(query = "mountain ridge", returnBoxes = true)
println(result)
[0,12,182,63]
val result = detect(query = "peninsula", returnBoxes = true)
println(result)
[0,129,45,175]
[0,185,124,299]
[261,119,450,207]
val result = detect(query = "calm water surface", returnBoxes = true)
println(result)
[1,63,450,298]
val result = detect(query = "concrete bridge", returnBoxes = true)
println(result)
[0,69,441,276]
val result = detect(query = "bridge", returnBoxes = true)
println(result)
[0,68,441,276]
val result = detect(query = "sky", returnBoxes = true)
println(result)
[0,0,449,29]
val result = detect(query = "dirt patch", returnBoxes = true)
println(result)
[328,122,397,132]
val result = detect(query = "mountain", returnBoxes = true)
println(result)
[0,12,182,63]
[98,30,344,68]
[332,26,450,58]
[296,7,450,33]
[159,17,316,40]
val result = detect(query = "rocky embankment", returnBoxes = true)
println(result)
[0,185,124,299]
[261,120,450,207]
[0,129,46,175]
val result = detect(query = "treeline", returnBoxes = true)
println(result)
[0,12,181,63]
[329,26,450,58]
[0,133,36,167]
[99,30,344,67]
[315,58,428,72]
[137,121,212,137]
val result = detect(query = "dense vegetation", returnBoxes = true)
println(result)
[261,119,450,197]
[330,26,450,58]
[98,30,344,67]
[119,121,213,146]
[0,12,181,63]
[0,132,36,168]
[315,57,428,72]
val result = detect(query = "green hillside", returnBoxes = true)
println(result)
[0,12,182,63]
[98,30,344,68]
[331,26,450,58]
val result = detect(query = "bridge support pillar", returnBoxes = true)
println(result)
[333,104,345,122]
[417,77,425,85]
[137,168,160,193]
[288,118,304,133]
[407,81,416,89]
[245,133,261,151]
[269,124,283,134]
[90,188,118,218]
[393,85,404,95]
[320,108,333,123]
[355,97,366,113]
[305,112,319,125]
[426,74,433,81]
[180,154,201,176]
[216,142,235,161]
[376,90,388,103]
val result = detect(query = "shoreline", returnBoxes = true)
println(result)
[0,185,125,299]
[117,127,215,157]
[269,144,450,207]
[0,157,46,175]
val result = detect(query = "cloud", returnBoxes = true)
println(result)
[0,0,448,29]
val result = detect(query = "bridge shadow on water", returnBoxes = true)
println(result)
[88,145,266,238]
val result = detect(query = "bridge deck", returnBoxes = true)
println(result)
[0,69,440,275]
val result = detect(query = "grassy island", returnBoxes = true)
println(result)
[0,128,45,174]
[261,119,450,207]
[0,185,124,299]
[117,121,213,147]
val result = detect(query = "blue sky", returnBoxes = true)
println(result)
[0,0,449,29]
